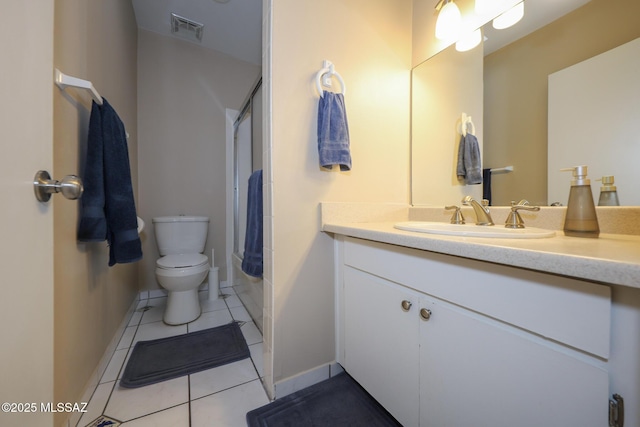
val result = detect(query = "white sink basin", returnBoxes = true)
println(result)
[394,221,556,239]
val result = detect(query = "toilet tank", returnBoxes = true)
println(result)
[152,216,209,256]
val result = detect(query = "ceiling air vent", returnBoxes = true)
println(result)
[170,13,204,42]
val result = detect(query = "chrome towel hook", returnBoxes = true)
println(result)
[33,170,83,202]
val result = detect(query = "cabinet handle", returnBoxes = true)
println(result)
[401,300,412,311]
[420,308,432,321]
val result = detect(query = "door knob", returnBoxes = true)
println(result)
[420,308,432,321]
[401,300,412,311]
[34,170,83,202]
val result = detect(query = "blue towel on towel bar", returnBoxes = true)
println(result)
[242,170,263,278]
[317,91,352,171]
[456,133,483,185]
[78,98,142,266]
[78,101,108,241]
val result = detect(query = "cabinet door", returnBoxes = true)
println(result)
[343,267,420,427]
[419,297,609,427]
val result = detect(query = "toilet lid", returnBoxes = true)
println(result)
[156,254,208,269]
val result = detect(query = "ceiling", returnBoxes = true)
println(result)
[130,0,590,66]
[131,0,263,65]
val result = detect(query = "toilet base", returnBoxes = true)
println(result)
[164,289,201,325]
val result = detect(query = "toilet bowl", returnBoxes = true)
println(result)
[153,216,210,325]
[155,254,209,325]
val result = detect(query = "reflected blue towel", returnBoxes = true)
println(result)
[317,91,352,171]
[78,98,142,266]
[242,170,263,278]
[456,133,483,185]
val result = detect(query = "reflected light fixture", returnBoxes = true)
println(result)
[492,1,524,30]
[435,0,462,41]
[456,28,482,52]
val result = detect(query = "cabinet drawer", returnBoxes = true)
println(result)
[343,237,611,358]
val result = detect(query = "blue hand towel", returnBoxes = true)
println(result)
[101,99,143,266]
[242,170,263,278]
[78,98,142,266]
[317,91,352,171]
[78,102,108,241]
[456,133,483,185]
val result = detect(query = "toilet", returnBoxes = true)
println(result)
[152,216,210,325]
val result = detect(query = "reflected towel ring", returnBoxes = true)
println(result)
[459,113,475,136]
[315,61,346,98]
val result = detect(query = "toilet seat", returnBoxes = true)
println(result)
[156,254,208,270]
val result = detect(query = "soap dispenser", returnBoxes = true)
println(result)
[597,175,620,206]
[560,165,599,238]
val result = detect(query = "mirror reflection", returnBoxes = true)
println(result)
[411,0,640,206]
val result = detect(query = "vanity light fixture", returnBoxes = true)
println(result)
[456,28,482,52]
[435,0,462,41]
[492,1,524,30]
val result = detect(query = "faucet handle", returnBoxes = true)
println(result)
[445,205,465,224]
[505,203,540,229]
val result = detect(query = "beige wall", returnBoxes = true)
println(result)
[484,0,640,206]
[53,0,139,423]
[411,42,484,206]
[137,30,260,291]
[267,0,412,394]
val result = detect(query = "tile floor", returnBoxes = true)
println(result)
[77,286,270,427]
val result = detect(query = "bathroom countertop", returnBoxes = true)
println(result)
[322,221,640,289]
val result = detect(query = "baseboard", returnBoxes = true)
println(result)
[273,362,344,399]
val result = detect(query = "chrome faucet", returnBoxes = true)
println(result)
[462,196,494,226]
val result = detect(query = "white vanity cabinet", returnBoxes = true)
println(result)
[336,236,612,427]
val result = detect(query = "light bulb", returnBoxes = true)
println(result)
[493,2,524,30]
[435,1,462,41]
[456,28,482,52]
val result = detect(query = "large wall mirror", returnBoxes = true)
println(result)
[411,0,640,207]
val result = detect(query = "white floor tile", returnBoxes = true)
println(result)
[77,381,115,427]
[187,309,233,333]
[199,292,230,313]
[128,310,143,327]
[241,321,263,346]
[139,298,167,325]
[104,377,189,422]
[225,294,244,309]
[190,358,259,400]
[81,293,268,427]
[117,327,137,350]
[101,349,128,384]
[229,304,251,322]
[132,321,186,345]
[249,342,264,378]
[119,403,189,427]
[190,380,269,427]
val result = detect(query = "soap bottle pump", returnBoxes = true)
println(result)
[597,175,620,206]
[560,165,599,238]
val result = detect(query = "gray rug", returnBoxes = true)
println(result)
[246,372,402,427]
[120,322,249,388]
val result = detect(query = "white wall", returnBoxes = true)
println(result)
[137,30,260,290]
[548,38,640,206]
[266,0,412,395]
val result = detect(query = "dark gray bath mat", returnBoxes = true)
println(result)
[246,372,402,427]
[120,322,249,388]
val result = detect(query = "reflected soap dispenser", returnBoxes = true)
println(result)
[560,165,599,238]
[597,175,620,206]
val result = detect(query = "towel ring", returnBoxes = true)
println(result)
[315,64,346,98]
